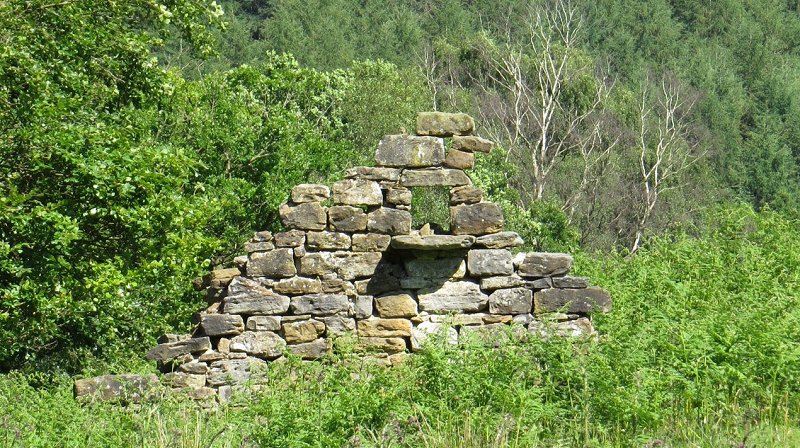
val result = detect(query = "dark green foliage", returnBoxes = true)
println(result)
[410,187,451,232]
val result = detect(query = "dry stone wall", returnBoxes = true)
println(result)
[74,112,612,403]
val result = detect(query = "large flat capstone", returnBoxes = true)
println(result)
[416,112,474,137]
[375,135,445,167]
[391,235,475,250]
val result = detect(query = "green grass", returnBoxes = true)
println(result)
[2,204,800,447]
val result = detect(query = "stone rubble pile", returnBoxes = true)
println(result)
[74,112,611,403]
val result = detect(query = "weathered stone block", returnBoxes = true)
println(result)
[533,287,612,314]
[332,179,383,206]
[400,168,471,187]
[391,234,475,251]
[375,293,418,318]
[247,248,297,278]
[355,295,374,319]
[290,294,350,316]
[224,278,290,315]
[480,275,525,291]
[74,374,159,402]
[200,314,244,337]
[358,317,413,337]
[291,184,330,203]
[246,316,281,331]
[386,187,412,205]
[230,331,286,359]
[252,231,273,242]
[344,166,401,181]
[244,241,275,253]
[405,255,466,280]
[299,252,335,277]
[334,252,384,280]
[416,112,474,136]
[451,203,504,235]
[321,316,356,336]
[417,281,488,313]
[489,288,533,314]
[357,337,407,354]
[467,249,514,277]
[146,337,211,362]
[283,319,325,344]
[367,208,412,235]
[202,268,242,290]
[206,358,268,387]
[163,372,206,389]
[274,230,306,247]
[449,185,483,205]
[279,202,327,230]
[517,252,573,278]
[306,231,351,250]
[328,206,368,232]
[375,135,445,167]
[273,276,323,295]
[287,338,330,359]
[475,231,524,249]
[411,322,458,351]
[444,149,475,170]
[452,135,494,153]
[178,362,209,375]
[351,233,392,252]
[552,276,590,289]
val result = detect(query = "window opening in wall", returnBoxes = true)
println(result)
[410,186,450,233]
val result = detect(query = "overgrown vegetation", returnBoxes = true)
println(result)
[3,206,800,446]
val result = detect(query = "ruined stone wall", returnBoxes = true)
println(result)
[75,112,611,402]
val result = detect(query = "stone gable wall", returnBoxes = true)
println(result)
[75,112,612,403]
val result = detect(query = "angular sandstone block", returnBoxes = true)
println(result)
[279,202,327,230]
[306,231,351,250]
[417,281,488,313]
[273,276,323,295]
[475,231,524,249]
[375,135,445,167]
[291,184,330,203]
[489,288,533,314]
[444,149,475,170]
[400,168,471,187]
[357,317,413,337]
[375,293,418,318]
[200,314,244,337]
[351,233,392,252]
[328,206,368,232]
[367,208,412,235]
[391,235,475,251]
[283,319,325,344]
[146,337,211,362]
[345,166,401,181]
[452,135,494,153]
[517,252,573,278]
[290,294,350,316]
[467,249,514,277]
[451,203,504,235]
[247,248,296,278]
[230,331,286,359]
[449,185,483,205]
[332,179,383,206]
[416,112,474,136]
